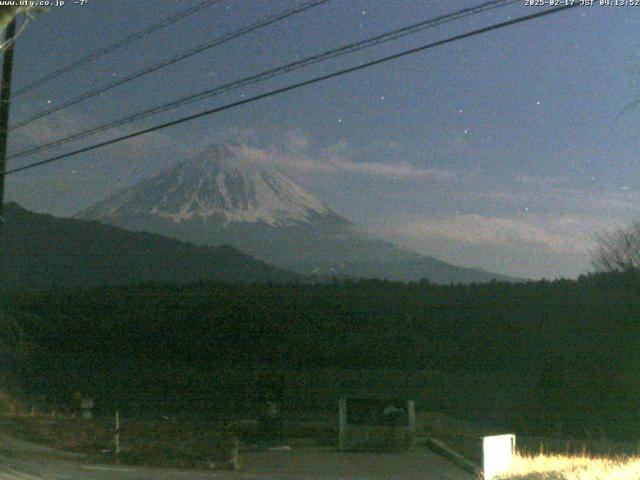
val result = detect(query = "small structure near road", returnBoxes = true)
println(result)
[80,398,94,420]
[337,370,415,451]
[338,396,416,451]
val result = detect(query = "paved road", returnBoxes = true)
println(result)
[0,435,473,479]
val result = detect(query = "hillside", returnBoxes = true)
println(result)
[0,202,302,291]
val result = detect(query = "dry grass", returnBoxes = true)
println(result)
[516,437,638,458]
[413,412,640,479]
[0,415,237,470]
[500,453,640,479]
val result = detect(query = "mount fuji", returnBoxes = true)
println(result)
[77,143,512,283]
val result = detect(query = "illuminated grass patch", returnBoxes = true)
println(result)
[500,454,640,479]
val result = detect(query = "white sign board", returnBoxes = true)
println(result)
[483,434,515,480]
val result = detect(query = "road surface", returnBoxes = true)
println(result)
[0,434,473,479]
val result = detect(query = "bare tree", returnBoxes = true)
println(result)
[592,221,640,273]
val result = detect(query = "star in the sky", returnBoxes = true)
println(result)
[360,10,366,29]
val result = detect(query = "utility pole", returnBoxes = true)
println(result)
[0,18,16,286]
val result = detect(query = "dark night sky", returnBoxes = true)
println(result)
[4,0,639,279]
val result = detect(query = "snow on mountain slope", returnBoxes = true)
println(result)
[80,143,330,227]
[78,142,514,283]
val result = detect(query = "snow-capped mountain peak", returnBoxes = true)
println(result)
[77,141,513,283]
[80,143,330,227]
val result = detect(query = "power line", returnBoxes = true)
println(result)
[9,0,333,131]
[13,0,225,97]
[1,3,581,177]
[8,0,520,162]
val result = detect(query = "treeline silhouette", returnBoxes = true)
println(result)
[6,270,640,439]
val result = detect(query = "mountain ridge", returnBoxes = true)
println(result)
[77,142,516,284]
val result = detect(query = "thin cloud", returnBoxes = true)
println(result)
[236,136,457,182]
[392,214,600,255]
[326,155,457,181]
